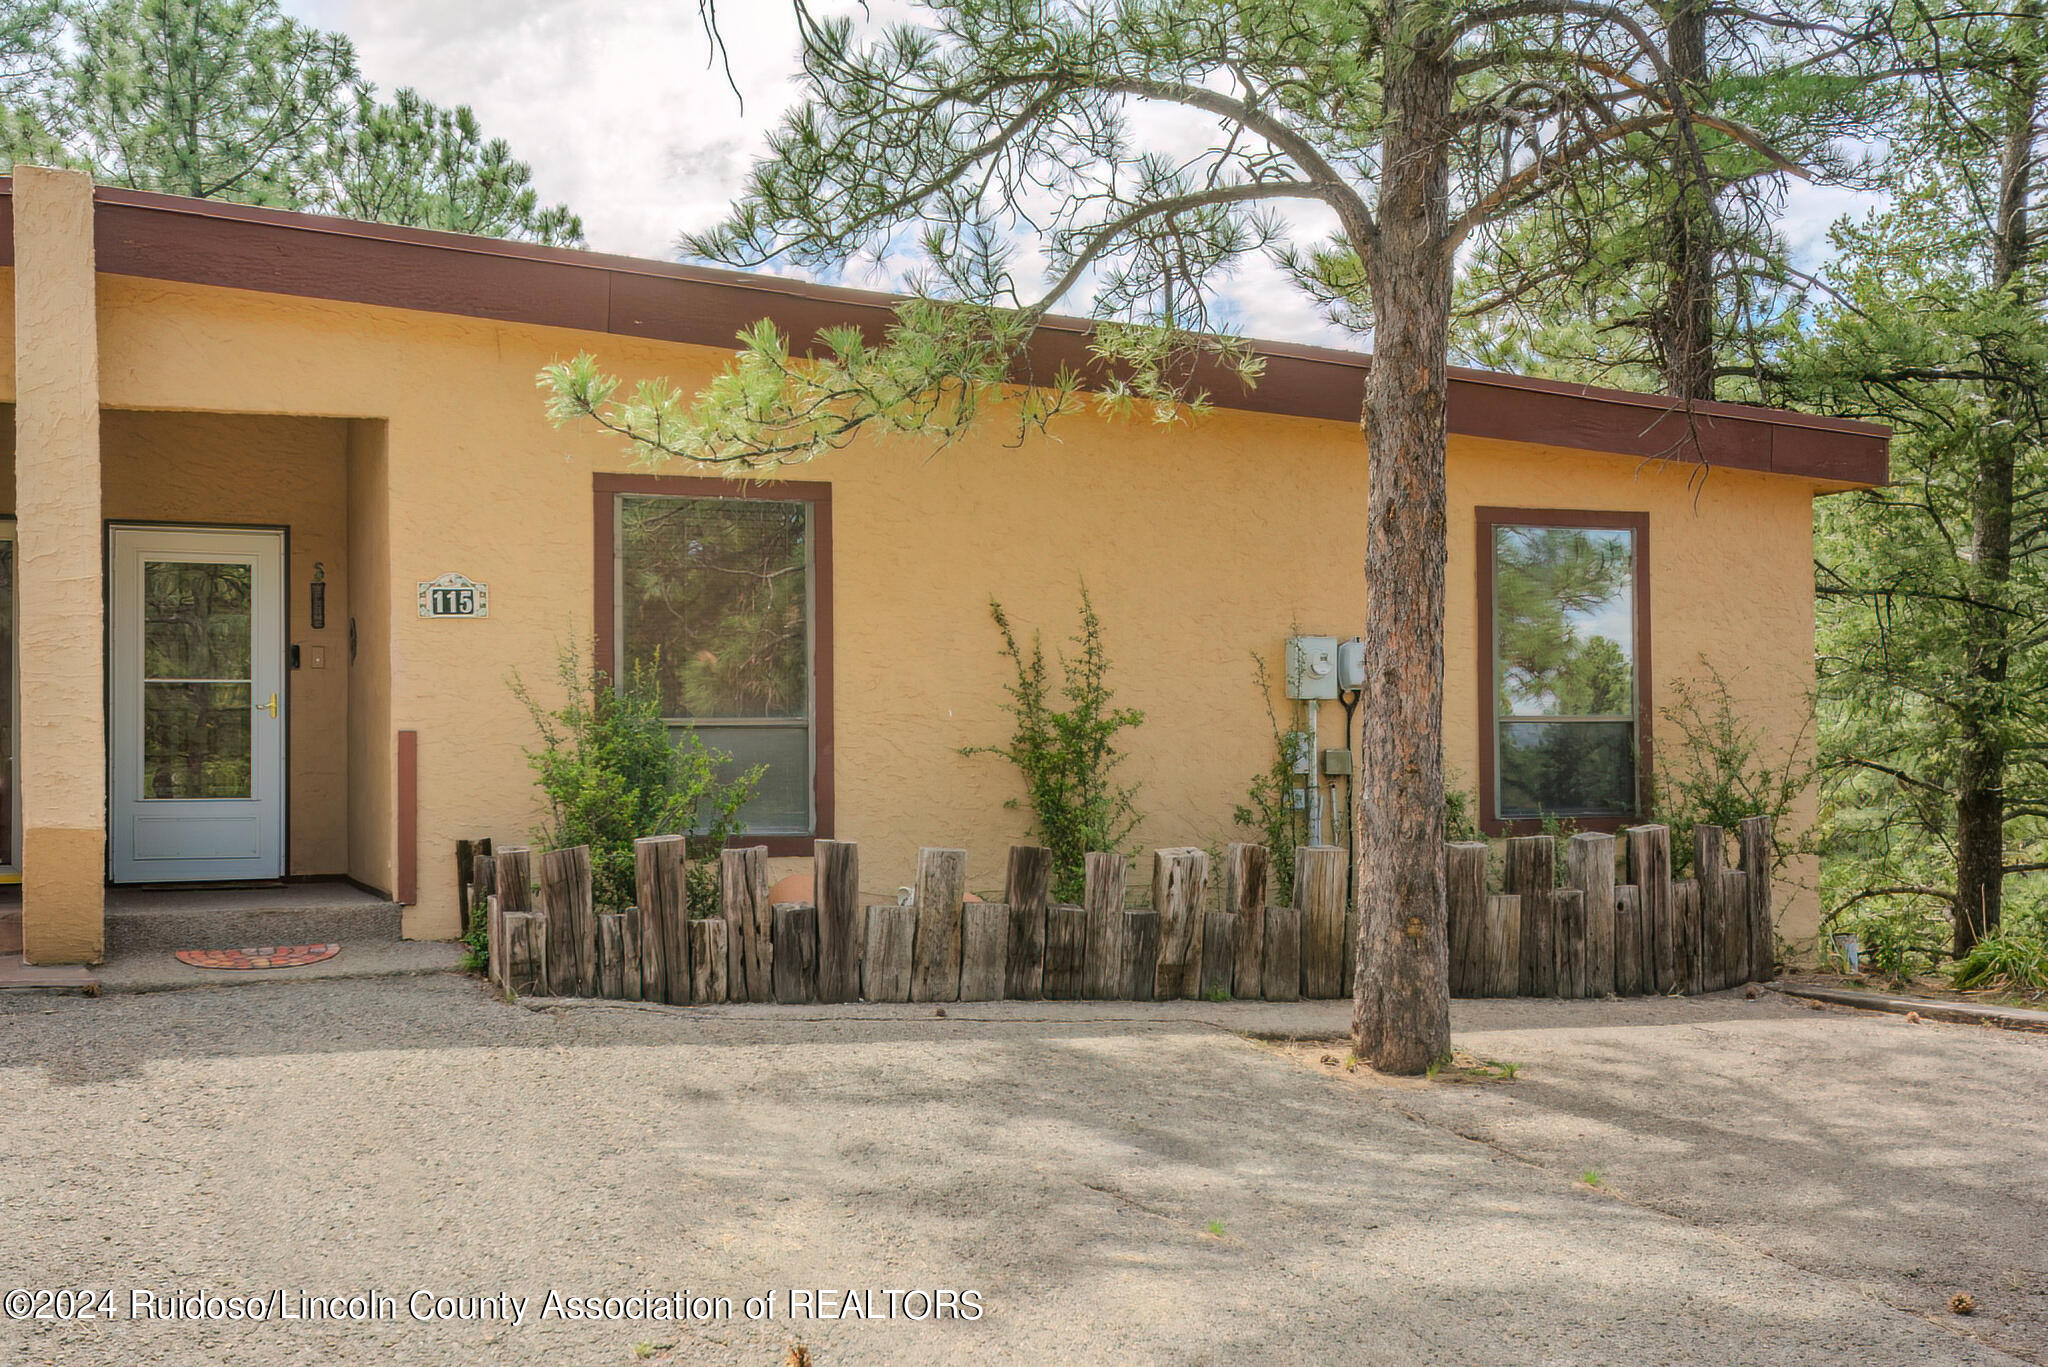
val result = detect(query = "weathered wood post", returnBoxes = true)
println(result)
[814,839,861,1005]
[539,845,596,997]
[1043,904,1086,999]
[1446,842,1488,996]
[1003,845,1052,1000]
[1613,885,1643,996]
[1120,910,1160,1000]
[1739,816,1775,982]
[772,903,818,1004]
[910,848,968,1003]
[597,913,626,999]
[1552,889,1586,998]
[634,835,687,1007]
[504,912,547,996]
[1719,868,1749,991]
[959,902,1008,1002]
[1152,848,1210,999]
[722,847,772,1004]
[1483,894,1522,997]
[1672,879,1701,996]
[1261,906,1302,1003]
[688,918,729,1004]
[1295,845,1347,999]
[1568,833,1617,998]
[1505,835,1556,996]
[626,836,675,1004]
[1693,825,1726,993]
[1224,843,1270,1002]
[1082,852,1127,1000]
[496,847,534,990]
[862,905,917,1002]
[1200,912,1238,999]
[621,912,642,1002]
[1626,825,1675,994]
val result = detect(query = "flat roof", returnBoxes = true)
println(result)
[0,178,1888,485]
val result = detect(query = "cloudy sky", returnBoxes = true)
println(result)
[282,0,1880,349]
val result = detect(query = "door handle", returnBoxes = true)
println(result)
[258,692,278,718]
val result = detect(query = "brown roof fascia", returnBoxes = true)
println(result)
[48,181,1887,485]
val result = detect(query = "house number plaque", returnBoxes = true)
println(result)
[418,572,489,619]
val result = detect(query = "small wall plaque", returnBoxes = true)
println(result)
[418,572,489,618]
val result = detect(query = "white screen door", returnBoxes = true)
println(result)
[109,527,286,882]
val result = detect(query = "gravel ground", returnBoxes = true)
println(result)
[1,976,2039,1366]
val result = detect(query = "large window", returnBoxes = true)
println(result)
[605,481,828,840]
[1480,510,1648,830]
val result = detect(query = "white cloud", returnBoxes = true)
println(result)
[282,0,1870,351]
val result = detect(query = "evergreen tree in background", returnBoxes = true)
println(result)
[0,0,582,245]
[1799,4,2048,961]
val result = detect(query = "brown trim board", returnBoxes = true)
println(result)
[1475,507,1653,838]
[397,729,418,906]
[592,473,834,858]
[75,182,1888,487]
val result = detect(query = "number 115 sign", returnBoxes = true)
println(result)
[418,572,489,618]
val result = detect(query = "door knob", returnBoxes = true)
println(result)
[258,692,278,718]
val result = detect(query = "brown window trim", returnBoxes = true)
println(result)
[593,473,833,858]
[1475,507,1652,838]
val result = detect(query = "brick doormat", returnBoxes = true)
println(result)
[173,944,342,970]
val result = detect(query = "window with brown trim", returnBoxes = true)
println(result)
[1476,508,1651,835]
[593,475,833,854]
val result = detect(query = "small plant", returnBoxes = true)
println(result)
[1204,1219,1227,1239]
[1654,659,1816,876]
[1496,1060,1521,1080]
[1580,1168,1603,1187]
[965,586,1145,903]
[1445,785,1480,843]
[1235,652,1307,904]
[516,642,759,916]
[1952,925,2048,994]
[1206,984,1231,1003]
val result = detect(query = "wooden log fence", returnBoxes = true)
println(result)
[478,819,1776,1007]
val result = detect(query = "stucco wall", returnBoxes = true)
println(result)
[346,418,394,899]
[82,274,1829,945]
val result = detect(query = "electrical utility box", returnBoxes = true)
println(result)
[1336,637,1365,691]
[1286,636,1340,700]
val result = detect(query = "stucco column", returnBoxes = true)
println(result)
[13,165,105,964]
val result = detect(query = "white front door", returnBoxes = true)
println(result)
[109,527,286,882]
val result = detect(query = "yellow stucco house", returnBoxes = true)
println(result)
[0,166,1888,966]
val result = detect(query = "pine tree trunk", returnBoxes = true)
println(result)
[1954,39,2038,955]
[1351,18,1454,1076]
[1658,0,1720,402]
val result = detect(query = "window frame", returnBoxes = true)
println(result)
[1475,507,1651,837]
[593,474,834,855]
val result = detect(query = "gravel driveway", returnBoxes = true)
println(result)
[1,976,2040,1366]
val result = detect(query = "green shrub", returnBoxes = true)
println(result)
[515,643,759,916]
[1234,652,1307,905]
[1952,922,2048,994]
[1653,659,1815,876]
[965,586,1144,904]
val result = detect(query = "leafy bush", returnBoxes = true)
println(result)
[966,587,1144,904]
[1653,659,1815,875]
[516,643,759,915]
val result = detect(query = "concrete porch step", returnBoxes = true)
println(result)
[0,955,100,994]
[96,939,466,994]
[103,883,405,955]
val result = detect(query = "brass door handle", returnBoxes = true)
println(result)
[258,692,278,718]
